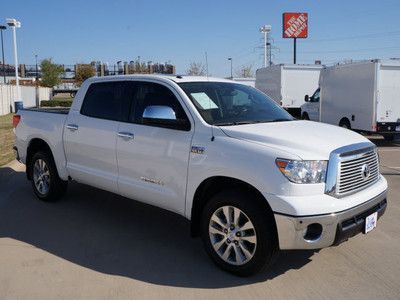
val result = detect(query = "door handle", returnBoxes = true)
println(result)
[117,132,134,139]
[66,124,79,131]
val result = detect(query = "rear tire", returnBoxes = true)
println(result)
[30,151,68,202]
[201,189,277,276]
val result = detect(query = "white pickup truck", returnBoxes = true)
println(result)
[13,75,387,276]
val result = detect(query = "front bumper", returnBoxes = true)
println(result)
[274,190,387,249]
[377,122,400,134]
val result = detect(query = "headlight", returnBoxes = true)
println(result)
[275,159,327,184]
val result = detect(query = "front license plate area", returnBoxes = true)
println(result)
[365,212,378,234]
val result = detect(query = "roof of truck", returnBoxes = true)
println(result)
[90,74,235,84]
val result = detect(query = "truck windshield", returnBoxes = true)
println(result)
[179,82,294,126]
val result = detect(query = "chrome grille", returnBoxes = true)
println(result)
[337,149,379,196]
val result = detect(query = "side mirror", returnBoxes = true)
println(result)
[143,105,176,120]
[304,95,309,102]
[142,105,190,131]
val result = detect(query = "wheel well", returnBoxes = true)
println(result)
[190,176,275,237]
[26,138,53,180]
[339,117,351,128]
[302,112,309,119]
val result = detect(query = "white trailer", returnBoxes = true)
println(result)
[232,77,256,87]
[303,60,400,140]
[255,64,323,117]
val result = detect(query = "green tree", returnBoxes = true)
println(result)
[75,64,96,86]
[40,59,64,87]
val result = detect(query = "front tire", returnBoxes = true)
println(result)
[201,189,277,276]
[30,151,68,201]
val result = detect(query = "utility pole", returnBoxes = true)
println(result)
[205,51,209,78]
[260,25,272,67]
[227,57,233,79]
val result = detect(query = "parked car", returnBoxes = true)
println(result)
[255,64,323,118]
[301,60,400,140]
[13,75,387,276]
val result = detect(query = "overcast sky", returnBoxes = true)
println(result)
[2,0,400,77]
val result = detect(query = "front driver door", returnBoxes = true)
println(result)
[116,81,194,214]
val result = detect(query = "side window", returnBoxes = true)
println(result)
[312,89,320,103]
[129,82,190,130]
[81,82,130,122]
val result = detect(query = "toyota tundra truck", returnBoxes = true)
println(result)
[13,75,388,276]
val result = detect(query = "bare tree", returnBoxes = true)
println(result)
[186,62,206,76]
[75,64,96,86]
[235,64,254,78]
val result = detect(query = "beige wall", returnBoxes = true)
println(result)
[0,84,52,115]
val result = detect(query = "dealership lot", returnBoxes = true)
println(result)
[0,136,399,300]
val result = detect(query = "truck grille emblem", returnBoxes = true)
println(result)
[361,164,371,180]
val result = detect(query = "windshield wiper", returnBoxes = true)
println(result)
[265,118,293,123]
[214,120,261,126]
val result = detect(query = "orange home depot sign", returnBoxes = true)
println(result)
[282,12,308,38]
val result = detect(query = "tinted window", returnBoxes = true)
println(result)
[81,82,130,121]
[129,82,189,127]
[179,82,293,125]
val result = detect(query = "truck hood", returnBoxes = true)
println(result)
[220,120,372,160]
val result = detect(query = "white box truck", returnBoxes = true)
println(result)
[255,64,323,117]
[301,60,400,140]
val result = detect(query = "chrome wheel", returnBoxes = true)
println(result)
[33,159,50,195]
[209,205,257,266]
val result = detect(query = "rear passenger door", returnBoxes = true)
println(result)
[116,81,194,214]
[64,81,130,193]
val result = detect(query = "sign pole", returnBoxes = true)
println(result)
[293,38,297,64]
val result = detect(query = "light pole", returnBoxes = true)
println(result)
[0,25,6,84]
[35,54,39,107]
[228,57,233,79]
[259,25,272,67]
[6,18,22,111]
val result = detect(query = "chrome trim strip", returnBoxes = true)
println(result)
[117,132,134,139]
[66,124,79,131]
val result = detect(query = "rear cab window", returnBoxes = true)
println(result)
[80,81,130,122]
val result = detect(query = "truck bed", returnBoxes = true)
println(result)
[22,107,70,114]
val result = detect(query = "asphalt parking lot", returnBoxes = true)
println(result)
[0,136,399,300]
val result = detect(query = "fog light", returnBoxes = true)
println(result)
[303,223,323,242]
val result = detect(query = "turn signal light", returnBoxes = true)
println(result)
[12,115,21,128]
